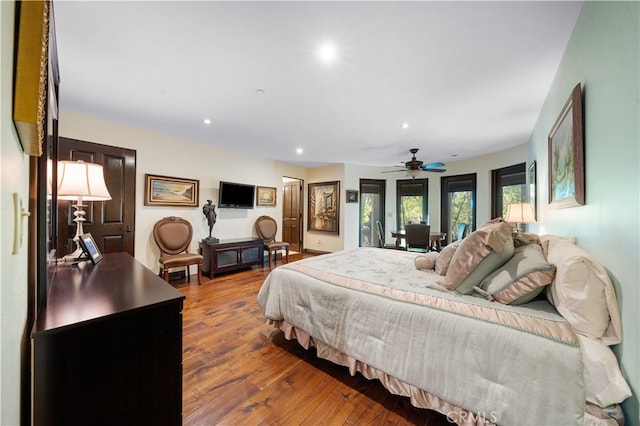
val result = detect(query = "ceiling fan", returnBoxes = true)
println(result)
[383,148,447,178]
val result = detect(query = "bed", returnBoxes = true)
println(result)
[257,220,630,425]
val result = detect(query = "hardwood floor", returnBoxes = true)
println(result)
[174,254,452,425]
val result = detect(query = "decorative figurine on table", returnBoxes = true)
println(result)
[202,200,219,243]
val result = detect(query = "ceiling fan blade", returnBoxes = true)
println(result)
[382,169,406,174]
[423,168,447,173]
[423,162,445,168]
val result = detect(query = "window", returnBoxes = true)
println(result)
[491,163,526,219]
[359,179,386,247]
[441,174,476,245]
[396,179,428,230]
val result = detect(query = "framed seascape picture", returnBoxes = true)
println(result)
[346,190,358,203]
[145,174,199,207]
[308,181,339,234]
[256,186,277,207]
[548,83,584,209]
[528,161,537,220]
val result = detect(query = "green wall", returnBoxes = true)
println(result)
[527,2,639,423]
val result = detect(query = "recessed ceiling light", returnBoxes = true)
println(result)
[451,154,458,157]
[255,88,266,95]
[296,148,303,155]
[318,43,337,64]
[203,118,212,125]
[402,122,410,129]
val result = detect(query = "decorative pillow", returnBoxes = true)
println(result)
[454,238,514,295]
[435,240,462,275]
[414,252,439,271]
[545,238,622,345]
[578,335,632,408]
[443,218,514,293]
[477,243,555,305]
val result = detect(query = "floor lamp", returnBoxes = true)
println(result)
[57,160,112,260]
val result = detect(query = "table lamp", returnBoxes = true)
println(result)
[57,160,112,260]
[504,202,536,232]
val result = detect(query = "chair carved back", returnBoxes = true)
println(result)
[153,216,193,256]
[255,215,278,243]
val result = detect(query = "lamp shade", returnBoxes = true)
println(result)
[505,202,536,224]
[57,160,112,201]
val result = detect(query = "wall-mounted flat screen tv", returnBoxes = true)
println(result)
[218,181,255,209]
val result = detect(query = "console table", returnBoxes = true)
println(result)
[31,252,184,426]
[200,237,264,277]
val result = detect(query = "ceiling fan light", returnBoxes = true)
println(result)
[408,169,421,178]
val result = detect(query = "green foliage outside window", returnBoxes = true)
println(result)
[400,195,424,228]
[501,184,526,218]
[450,191,472,239]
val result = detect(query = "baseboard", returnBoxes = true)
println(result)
[303,248,330,255]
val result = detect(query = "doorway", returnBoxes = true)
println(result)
[58,137,136,256]
[282,177,303,252]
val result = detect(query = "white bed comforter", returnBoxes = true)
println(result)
[257,248,585,425]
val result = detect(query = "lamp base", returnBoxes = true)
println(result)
[62,247,86,262]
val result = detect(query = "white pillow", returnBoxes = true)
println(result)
[578,335,631,407]
[545,238,622,345]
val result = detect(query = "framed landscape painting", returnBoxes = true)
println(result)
[145,174,199,207]
[256,186,277,207]
[548,83,584,209]
[308,181,339,234]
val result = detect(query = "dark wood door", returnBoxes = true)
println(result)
[282,179,302,252]
[58,137,136,256]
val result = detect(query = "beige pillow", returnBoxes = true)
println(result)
[414,252,439,271]
[578,335,632,407]
[545,238,622,345]
[435,240,462,275]
[443,218,514,292]
[478,243,555,305]
[539,234,577,258]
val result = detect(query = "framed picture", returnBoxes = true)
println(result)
[256,186,277,206]
[548,83,584,208]
[78,233,103,264]
[145,174,199,207]
[528,161,537,220]
[308,181,340,234]
[346,190,358,203]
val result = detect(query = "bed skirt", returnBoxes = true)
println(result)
[267,319,623,426]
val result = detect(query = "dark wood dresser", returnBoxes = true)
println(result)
[31,252,185,426]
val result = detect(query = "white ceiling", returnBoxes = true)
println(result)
[53,1,583,169]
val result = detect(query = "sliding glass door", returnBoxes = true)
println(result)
[491,163,526,219]
[441,174,476,245]
[359,179,385,247]
[396,178,428,230]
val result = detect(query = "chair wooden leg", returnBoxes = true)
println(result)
[197,264,202,285]
[163,268,169,283]
[186,265,191,282]
[268,249,272,268]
